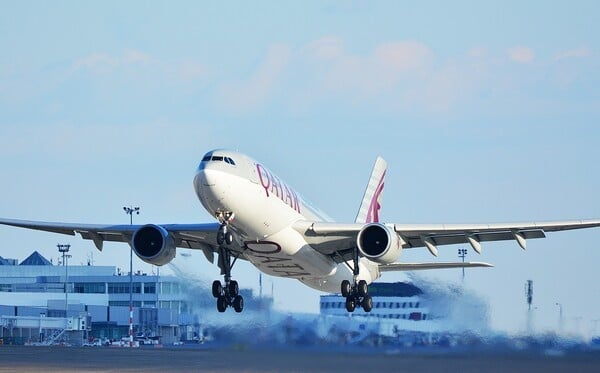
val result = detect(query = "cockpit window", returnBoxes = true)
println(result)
[200,154,236,166]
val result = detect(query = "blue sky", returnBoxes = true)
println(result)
[1,1,599,335]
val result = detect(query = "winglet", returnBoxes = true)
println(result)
[355,156,387,223]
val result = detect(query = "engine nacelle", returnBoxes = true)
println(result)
[132,224,176,266]
[356,223,402,264]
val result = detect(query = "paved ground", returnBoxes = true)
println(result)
[1,345,600,372]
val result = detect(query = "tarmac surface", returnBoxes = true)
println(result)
[2,345,600,372]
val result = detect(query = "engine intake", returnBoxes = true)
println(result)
[356,223,402,264]
[132,224,176,266]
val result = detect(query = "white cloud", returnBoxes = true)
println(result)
[553,47,591,61]
[303,35,344,61]
[508,46,535,64]
[304,39,433,98]
[373,41,431,71]
[216,44,291,112]
[74,50,153,70]
[73,50,207,84]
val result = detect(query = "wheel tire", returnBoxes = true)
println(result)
[216,231,225,245]
[362,295,373,312]
[228,281,239,297]
[345,297,356,312]
[216,296,227,312]
[225,232,233,245]
[341,280,351,298]
[212,280,222,298]
[358,280,368,297]
[233,295,244,313]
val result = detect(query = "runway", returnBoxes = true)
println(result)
[1,345,600,372]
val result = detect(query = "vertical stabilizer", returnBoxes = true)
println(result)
[355,156,387,223]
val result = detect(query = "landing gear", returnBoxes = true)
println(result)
[211,211,244,313]
[216,211,235,246]
[211,251,244,313]
[340,248,373,313]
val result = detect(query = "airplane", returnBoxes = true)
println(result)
[1,149,600,313]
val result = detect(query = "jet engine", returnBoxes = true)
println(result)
[131,224,176,266]
[356,223,402,264]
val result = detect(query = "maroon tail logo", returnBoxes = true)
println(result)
[366,171,385,223]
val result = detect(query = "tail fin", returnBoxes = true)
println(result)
[355,156,387,223]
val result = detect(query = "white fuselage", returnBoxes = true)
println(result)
[193,150,379,293]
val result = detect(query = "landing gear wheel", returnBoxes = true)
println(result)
[213,241,244,313]
[345,297,356,312]
[341,280,351,297]
[233,295,244,313]
[212,280,222,298]
[362,295,373,312]
[358,280,368,297]
[216,296,227,312]
[228,280,239,297]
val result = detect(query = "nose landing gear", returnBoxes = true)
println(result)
[211,211,244,313]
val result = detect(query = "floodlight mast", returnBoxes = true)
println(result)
[123,206,139,348]
[458,248,468,281]
[57,244,71,316]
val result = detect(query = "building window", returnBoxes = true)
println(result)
[109,301,141,307]
[108,282,141,294]
[74,282,106,294]
[143,283,156,294]
[160,282,171,294]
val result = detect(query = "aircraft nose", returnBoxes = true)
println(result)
[195,168,217,187]
[194,168,227,211]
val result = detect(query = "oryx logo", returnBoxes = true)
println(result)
[366,170,385,223]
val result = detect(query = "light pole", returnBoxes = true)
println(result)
[555,302,563,332]
[123,206,139,347]
[57,244,71,317]
[458,248,467,281]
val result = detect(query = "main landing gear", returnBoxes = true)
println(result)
[340,248,373,313]
[211,211,244,313]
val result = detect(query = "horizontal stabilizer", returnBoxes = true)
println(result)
[379,261,493,272]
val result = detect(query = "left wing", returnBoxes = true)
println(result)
[379,262,493,271]
[294,218,600,263]
[0,218,230,263]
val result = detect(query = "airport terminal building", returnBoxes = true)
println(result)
[0,251,199,345]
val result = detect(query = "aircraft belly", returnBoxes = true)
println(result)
[298,259,380,293]
[244,227,337,280]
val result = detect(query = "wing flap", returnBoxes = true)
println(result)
[379,261,493,272]
[402,229,546,248]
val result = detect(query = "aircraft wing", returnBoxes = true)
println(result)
[0,218,233,264]
[379,262,493,271]
[294,218,600,260]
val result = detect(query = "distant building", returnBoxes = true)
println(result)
[318,281,489,345]
[0,251,196,345]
